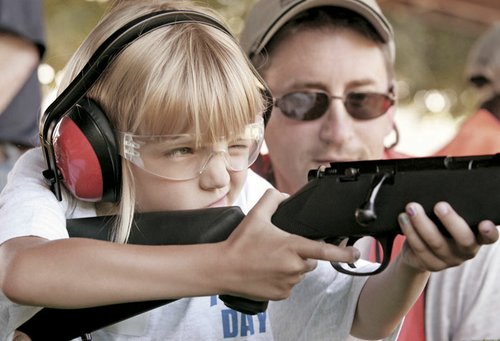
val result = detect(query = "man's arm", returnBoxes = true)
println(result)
[351,202,498,339]
[0,32,39,114]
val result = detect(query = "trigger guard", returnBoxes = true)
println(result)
[325,236,360,247]
[324,237,344,246]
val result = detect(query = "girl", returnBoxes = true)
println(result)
[0,1,358,339]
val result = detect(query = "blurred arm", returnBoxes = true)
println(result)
[0,32,39,114]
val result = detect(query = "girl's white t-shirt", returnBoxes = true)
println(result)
[0,148,390,341]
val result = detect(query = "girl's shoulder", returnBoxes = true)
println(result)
[0,147,97,242]
[246,168,274,189]
[3,147,47,192]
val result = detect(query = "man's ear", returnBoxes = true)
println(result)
[383,122,399,150]
[389,79,397,100]
[385,79,398,130]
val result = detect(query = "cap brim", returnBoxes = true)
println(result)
[244,0,393,59]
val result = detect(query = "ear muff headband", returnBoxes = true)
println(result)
[40,9,272,202]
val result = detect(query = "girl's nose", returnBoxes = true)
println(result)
[198,152,231,190]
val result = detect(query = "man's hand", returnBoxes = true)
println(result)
[398,201,498,272]
[352,201,498,339]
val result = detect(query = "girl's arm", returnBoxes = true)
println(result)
[1,235,245,308]
[0,189,360,308]
[350,201,499,339]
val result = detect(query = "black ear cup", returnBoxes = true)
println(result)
[52,98,121,202]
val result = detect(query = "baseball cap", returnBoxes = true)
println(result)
[466,23,500,96]
[240,0,394,60]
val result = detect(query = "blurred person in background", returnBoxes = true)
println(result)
[427,22,500,341]
[240,0,500,340]
[0,0,45,191]
[435,23,500,156]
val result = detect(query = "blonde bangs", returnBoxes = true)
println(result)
[57,1,267,243]
[102,24,265,144]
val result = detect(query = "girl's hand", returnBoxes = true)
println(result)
[219,188,360,301]
[398,201,498,272]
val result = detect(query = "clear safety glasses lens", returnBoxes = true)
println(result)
[119,117,264,180]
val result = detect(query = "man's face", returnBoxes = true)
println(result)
[263,28,394,194]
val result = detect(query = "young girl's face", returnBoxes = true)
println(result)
[132,161,248,212]
[122,118,263,211]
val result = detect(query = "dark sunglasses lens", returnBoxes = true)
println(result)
[345,93,393,120]
[277,92,329,121]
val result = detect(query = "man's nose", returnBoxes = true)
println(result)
[318,100,352,145]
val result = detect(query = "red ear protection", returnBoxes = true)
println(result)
[52,98,120,202]
[39,10,272,203]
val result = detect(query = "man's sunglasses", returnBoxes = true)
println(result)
[274,91,395,121]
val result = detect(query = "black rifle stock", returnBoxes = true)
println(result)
[18,154,500,340]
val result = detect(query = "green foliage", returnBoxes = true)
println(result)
[43,0,110,71]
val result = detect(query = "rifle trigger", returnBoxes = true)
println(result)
[355,172,391,226]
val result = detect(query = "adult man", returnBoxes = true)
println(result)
[0,0,45,190]
[240,1,500,340]
[242,0,401,195]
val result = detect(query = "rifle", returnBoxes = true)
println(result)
[17,154,500,340]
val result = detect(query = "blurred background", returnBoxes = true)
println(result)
[40,0,500,156]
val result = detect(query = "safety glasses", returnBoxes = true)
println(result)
[274,91,395,121]
[119,117,264,181]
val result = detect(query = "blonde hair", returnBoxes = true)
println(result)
[58,0,267,242]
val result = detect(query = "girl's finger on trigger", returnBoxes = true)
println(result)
[294,236,360,264]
